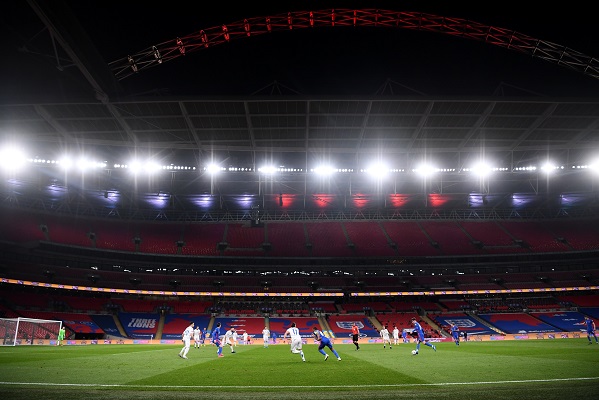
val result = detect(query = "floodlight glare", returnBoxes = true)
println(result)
[76,158,95,172]
[258,166,277,174]
[128,161,142,174]
[414,164,437,177]
[471,162,493,177]
[313,165,336,175]
[206,163,221,174]
[0,146,27,171]
[365,163,389,178]
[541,162,556,174]
[58,157,73,170]
[144,162,161,174]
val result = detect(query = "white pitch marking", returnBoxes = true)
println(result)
[1,376,598,389]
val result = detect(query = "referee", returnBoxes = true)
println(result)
[352,322,360,350]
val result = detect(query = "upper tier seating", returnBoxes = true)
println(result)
[2,209,598,258]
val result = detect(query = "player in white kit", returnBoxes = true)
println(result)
[283,322,305,362]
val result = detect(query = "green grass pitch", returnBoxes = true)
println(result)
[0,339,598,400]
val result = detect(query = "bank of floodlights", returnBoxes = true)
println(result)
[312,165,337,175]
[541,162,564,174]
[2,144,599,178]
[206,164,225,174]
[58,157,107,171]
[413,164,439,177]
[362,163,390,178]
[258,166,304,174]
[464,162,494,177]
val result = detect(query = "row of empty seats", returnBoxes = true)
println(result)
[3,209,599,257]
[11,305,599,340]
[2,260,597,294]
[5,286,597,315]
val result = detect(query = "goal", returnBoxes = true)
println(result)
[0,317,62,346]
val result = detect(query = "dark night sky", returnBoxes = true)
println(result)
[2,1,599,100]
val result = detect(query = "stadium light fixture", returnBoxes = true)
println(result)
[258,166,277,174]
[413,164,438,177]
[0,146,27,171]
[541,162,562,174]
[58,156,73,170]
[127,161,142,174]
[312,165,336,175]
[206,163,223,174]
[469,162,493,178]
[123,160,161,174]
[144,161,162,174]
[74,158,95,172]
[588,159,599,173]
[363,163,389,178]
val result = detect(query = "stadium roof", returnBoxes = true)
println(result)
[2,1,599,185]
[3,96,599,171]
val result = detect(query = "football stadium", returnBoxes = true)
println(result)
[1,2,599,399]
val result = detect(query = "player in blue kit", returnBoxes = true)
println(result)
[312,326,341,361]
[450,323,460,346]
[402,329,409,343]
[578,316,598,345]
[200,327,208,347]
[411,317,436,355]
[212,322,224,357]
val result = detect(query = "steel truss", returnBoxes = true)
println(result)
[2,194,598,222]
[110,9,599,81]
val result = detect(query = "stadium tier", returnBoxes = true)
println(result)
[268,317,319,338]
[432,313,496,336]
[477,313,557,334]
[161,314,212,340]
[1,206,598,343]
[327,314,379,338]
[2,209,599,259]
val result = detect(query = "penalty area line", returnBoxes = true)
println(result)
[1,376,598,389]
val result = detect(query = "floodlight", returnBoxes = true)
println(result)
[0,146,27,171]
[414,164,437,177]
[144,162,161,174]
[364,163,389,178]
[57,157,73,170]
[541,162,557,174]
[75,158,97,172]
[206,163,221,174]
[589,159,599,173]
[313,165,336,175]
[258,166,277,174]
[127,161,142,174]
[124,160,160,174]
[470,162,493,177]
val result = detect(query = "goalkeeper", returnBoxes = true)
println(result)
[57,326,65,346]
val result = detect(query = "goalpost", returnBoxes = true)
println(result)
[0,317,63,346]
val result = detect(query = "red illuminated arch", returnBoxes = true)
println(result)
[110,9,599,82]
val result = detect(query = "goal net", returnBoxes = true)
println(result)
[0,317,62,346]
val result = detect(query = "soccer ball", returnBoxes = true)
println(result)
[411,350,417,355]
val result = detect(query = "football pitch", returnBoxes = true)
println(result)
[0,339,598,400]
